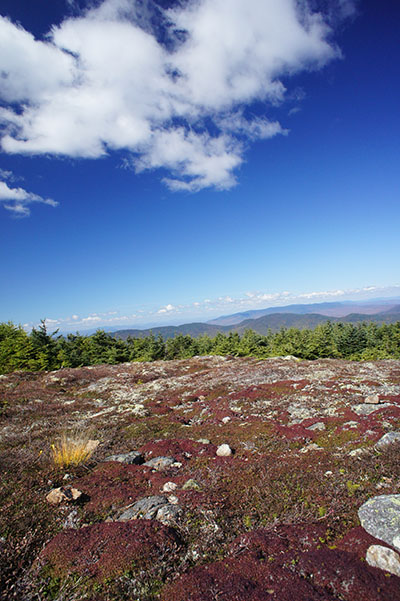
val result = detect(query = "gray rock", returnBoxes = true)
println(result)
[104,450,144,465]
[366,544,400,577]
[117,495,182,525]
[216,444,233,457]
[306,422,326,432]
[358,495,400,551]
[352,403,392,416]
[118,496,168,521]
[143,456,176,470]
[156,504,182,525]
[375,432,400,450]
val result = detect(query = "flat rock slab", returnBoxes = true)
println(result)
[358,495,400,551]
[104,450,144,464]
[118,495,182,525]
[352,403,392,416]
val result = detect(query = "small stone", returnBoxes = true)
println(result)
[366,545,400,577]
[299,443,321,453]
[349,448,366,457]
[143,456,176,470]
[221,416,231,424]
[343,421,359,429]
[131,403,149,417]
[46,486,82,505]
[216,444,233,457]
[197,438,210,444]
[63,473,72,481]
[364,394,380,404]
[167,495,179,504]
[375,432,400,450]
[62,509,79,529]
[104,450,144,465]
[182,478,201,491]
[162,481,178,493]
[358,494,400,551]
[171,461,182,468]
[306,422,326,431]
[324,471,333,476]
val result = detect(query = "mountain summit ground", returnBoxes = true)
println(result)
[1,355,399,600]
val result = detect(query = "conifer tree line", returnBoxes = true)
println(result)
[0,320,400,374]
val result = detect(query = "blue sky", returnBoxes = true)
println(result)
[0,0,399,332]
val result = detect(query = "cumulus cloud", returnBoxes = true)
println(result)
[0,0,351,191]
[0,181,58,216]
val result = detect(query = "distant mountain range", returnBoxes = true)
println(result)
[113,298,400,340]
[206,298,400,325]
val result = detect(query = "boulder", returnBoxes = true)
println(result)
[358,495,400,551]
[216,444,233,457]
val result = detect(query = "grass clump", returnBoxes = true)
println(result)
[51,431,98,469]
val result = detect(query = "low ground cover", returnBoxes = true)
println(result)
[0,356,399,600]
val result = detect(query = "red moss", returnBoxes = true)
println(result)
[335,526,394,558]
[230,523,328,559]
[297,547,400,600]
[41,520,181,581]
[73,462,150,514]
[139,438,217,461]
[161,555,327,601]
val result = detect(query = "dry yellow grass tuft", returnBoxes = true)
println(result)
[51,432,99,468]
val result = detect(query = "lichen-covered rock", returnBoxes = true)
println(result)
[156,503,182,525]
[366,544,400,577]
[182,478,201,490]
[117,495,182,525]
[46,486,82,505]
[143,456,176,470]
[40,520,181,582]
[358,495,400,551]
[103,450,144,464]
[375,432,400,450]
[118,495,169,520]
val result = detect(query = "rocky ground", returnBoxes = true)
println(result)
[0,355,400,600]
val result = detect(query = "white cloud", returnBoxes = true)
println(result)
[0,0,348,191]
[0,181,58,216]
[24,282,398,332]
[157,303,177,314]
